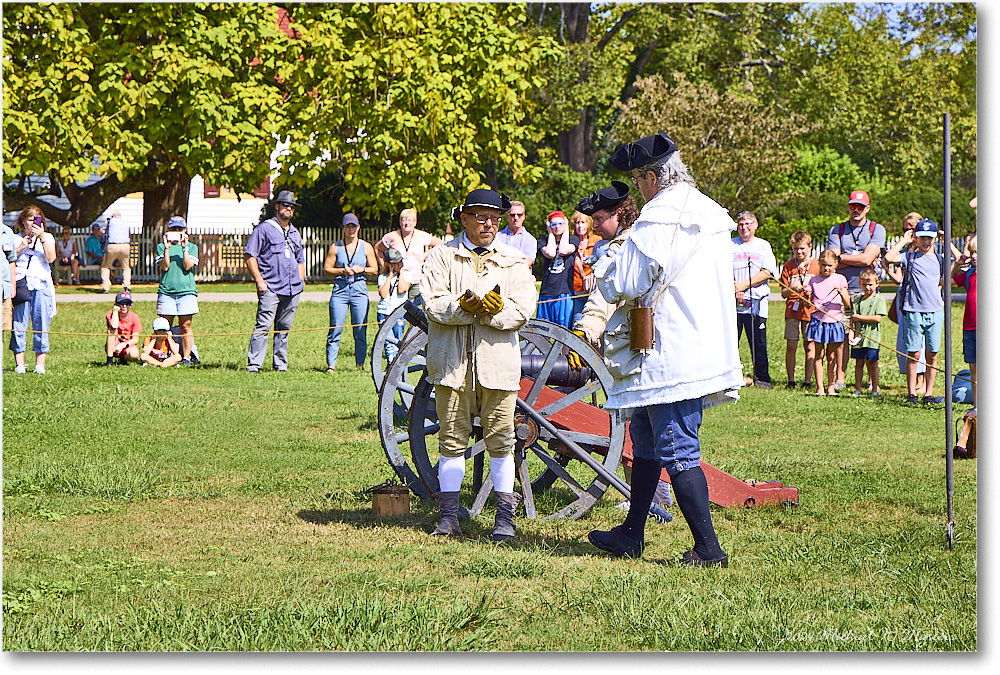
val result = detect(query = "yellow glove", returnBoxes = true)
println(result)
[567,329,588,370]
[481,285,503,314]
[459,289,484,314]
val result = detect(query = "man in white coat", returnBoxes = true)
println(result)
[587,131,744,566]
[421,188,538,541]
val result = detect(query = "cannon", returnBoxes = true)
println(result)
[370,300,798,521]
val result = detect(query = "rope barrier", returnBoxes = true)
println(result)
[8,282,963,381]
[7,292,593,339]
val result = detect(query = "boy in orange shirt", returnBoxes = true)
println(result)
[779,231,820,388]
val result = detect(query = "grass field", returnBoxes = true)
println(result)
[1,297,976,651]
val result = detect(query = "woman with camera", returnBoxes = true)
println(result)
[155,216,200,365]
[9,206,57,374]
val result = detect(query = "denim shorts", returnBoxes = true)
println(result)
[963,329,976,364]
[902,310,942,354]
[628,399,703,478]
[156,293,199,316]
[850,347,879,362]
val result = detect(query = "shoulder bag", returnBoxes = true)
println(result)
[603,230,706,379]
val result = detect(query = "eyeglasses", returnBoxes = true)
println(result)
[469,212,501,224]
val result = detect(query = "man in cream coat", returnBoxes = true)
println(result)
[421,189,538,541]
[587,131,744,566]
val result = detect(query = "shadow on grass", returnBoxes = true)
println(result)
[294,505,657,558]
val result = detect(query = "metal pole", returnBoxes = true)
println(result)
[943,113,955,550]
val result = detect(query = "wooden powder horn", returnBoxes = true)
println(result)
[628,297,654,351]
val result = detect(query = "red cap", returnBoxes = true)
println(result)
[547,210,567,223]
[848,190,870,206]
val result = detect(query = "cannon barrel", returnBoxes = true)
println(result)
[403,300,429,333]
[520,353,594,388]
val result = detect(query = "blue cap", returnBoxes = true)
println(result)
[914,218,938,237]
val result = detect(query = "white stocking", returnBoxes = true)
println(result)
[489,454,516,493]
[438,455,466,492]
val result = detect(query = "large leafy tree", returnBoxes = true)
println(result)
[614,72,812,209]
[3,3,299,229]
[276,3,558,216]
[774,2,976,188]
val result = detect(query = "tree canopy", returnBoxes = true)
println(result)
[3,2,976,232]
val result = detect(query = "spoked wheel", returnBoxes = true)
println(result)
[375,329,434,499]
[397,318,625,521]
[370,301,422,395]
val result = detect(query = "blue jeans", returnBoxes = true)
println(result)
[537,294,573,328]
[628,399,704,478]
[377,311,406,362]
[9,288,54,354]
[247,290,301,371]
[327,281,369,368]
[571,294,588,327]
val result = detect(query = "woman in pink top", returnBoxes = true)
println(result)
[803,249,851,395]
[374,208,442,299]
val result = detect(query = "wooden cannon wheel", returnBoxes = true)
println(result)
[376,317,626,520]
[370,301,422,396]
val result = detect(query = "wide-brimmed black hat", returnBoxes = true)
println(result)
[577,181,631,216]
[608,131,678,171]
[450,188,511,221]
[272,190,302,208]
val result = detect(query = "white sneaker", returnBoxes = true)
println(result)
[33,365,45,374]
[14,365,26,374]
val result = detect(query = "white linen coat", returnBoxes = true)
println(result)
[597,183,743,410]
[421,238,538,391]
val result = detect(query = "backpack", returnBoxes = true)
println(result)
[838,220,881,271]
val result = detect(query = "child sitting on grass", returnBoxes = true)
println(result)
[848,267,887,397]
[803,249,851,396]
[140,316,182,368]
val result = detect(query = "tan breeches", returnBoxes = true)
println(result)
[434,365,516,459]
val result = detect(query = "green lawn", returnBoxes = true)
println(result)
[1,300,976,651]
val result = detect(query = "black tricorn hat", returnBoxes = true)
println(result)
[608,131,678,171]
[450,188,511,221]
[577,181,631,216]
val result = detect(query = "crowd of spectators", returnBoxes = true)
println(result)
[3,186,975,415]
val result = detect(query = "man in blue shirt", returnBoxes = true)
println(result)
[495,200,536,265]
[244,190,306,372]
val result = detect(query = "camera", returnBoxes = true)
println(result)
[167,232,182,243]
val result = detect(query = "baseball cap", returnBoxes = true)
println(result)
[342,213,360,227]
[152,317,171,331]
[385,248,403,263]
[115,290,132,305]
[914,218,938,237]
[848,190,870,206]
[167,216,188,230]
[547,211,567,224]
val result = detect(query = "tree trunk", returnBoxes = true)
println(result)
[556,3,594,172]
[143,167,191,240]
[559,111,593,172]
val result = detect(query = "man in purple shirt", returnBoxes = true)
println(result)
[244,190,306,372]
[495,200,536,266]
